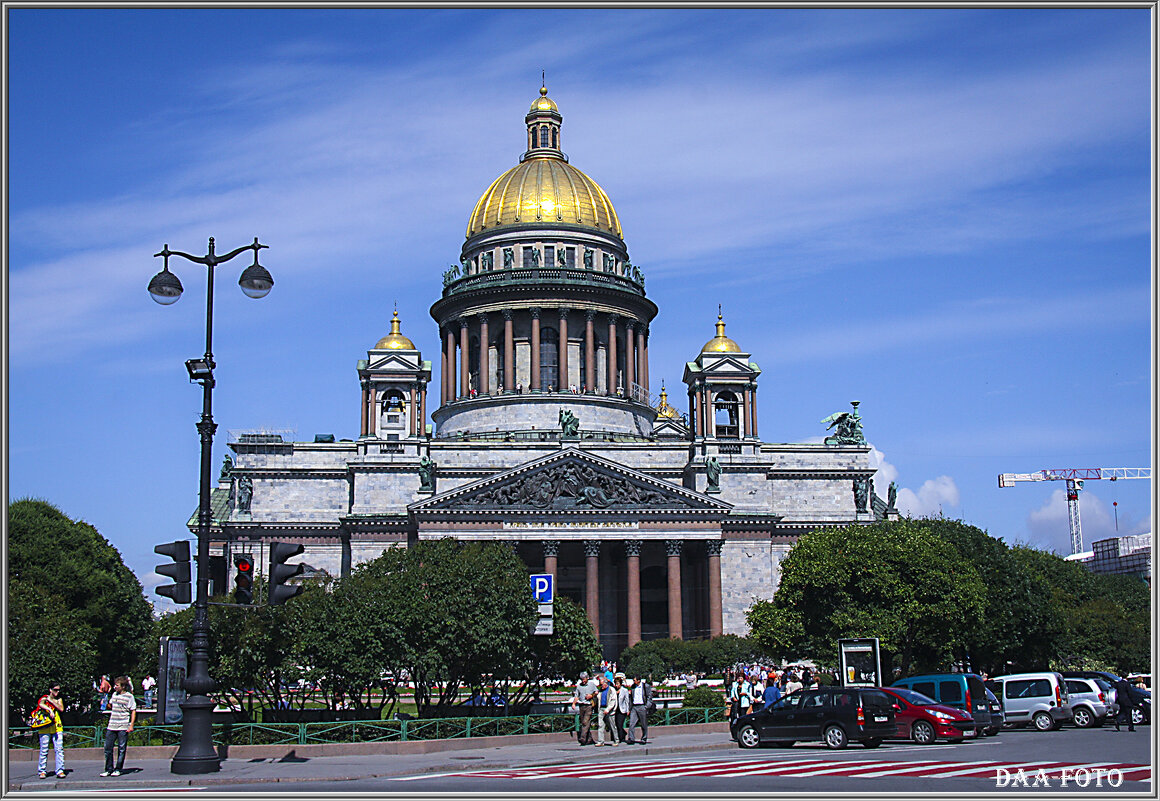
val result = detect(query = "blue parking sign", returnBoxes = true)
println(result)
[530,573,554,603]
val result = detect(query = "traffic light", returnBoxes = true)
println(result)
[154,541,192,605]
[233,553,254,605]
[269,542,305,606]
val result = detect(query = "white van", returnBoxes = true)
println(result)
[987,672,1072,731]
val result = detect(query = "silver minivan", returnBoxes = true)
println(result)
[988,672,1072,731]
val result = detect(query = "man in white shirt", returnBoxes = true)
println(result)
[626,674,653,744]
[101,676,137,777]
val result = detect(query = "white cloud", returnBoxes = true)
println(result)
[1027,487,1153,555]
[869,445,960,518]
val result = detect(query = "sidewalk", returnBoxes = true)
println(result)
[7,724,732,791]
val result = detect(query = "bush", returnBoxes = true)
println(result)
[683,686,724,710]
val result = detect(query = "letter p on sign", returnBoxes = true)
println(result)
[531,574,554,603]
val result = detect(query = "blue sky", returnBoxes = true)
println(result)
[7,7,1153,611]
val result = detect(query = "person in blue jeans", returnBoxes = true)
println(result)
[36,682,66,779]
[100,677,137,777]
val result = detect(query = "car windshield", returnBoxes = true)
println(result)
[891,688,937,705]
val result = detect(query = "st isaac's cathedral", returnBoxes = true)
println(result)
[208,86,893,657]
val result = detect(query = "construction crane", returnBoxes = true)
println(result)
[998,467,1152,555]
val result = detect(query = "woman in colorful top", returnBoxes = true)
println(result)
[36,682,65,779]
[101,676,137,777]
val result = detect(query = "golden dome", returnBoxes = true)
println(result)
[466,158,622,239]
[702,312,741,353]
[656,384,679,419]
[374,309,416,350]
[530,85,558,113]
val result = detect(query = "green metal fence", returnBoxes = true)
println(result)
[9,707,724,750]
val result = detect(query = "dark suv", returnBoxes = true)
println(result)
[731,687,896,749]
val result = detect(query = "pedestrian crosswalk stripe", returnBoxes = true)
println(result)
[393,755,1152,783]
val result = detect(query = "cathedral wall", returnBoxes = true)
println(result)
[352,470,423,514]
[720,539,794,635]
[433,395,654,437]
[245,475,349,522]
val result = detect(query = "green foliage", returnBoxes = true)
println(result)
[8,499,154,721]
[747,519,987,676]
[8,581,99,722]
[683,685,725,710]
[519,596,601,694]
[746,517,1151,679]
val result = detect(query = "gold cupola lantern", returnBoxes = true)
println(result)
[702,310,742,353]
[465,84,622,240]
[374,308,416,350]
[656,383,679,419]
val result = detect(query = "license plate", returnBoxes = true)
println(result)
[964,729,976,737]
[874,716,888,722]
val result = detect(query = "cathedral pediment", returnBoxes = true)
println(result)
[410,448,730,515]
[366,352,420,371]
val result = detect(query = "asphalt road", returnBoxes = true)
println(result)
[219,725,1153,794]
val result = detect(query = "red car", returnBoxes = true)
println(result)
[881,687,977,744]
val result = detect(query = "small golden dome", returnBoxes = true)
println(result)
[702,312,741,353]
[656,384,679,419]
[374,309,416,350]
[530,86,559,113]
[467,158,622,239]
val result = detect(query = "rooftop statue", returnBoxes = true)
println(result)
[419,454,437,492]
[220,454,233,480]
[821,401,866,446]
[705,456,722,492]
[559,408,580,438]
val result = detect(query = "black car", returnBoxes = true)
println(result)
[731,687,896,750]
[983,687,1004,736]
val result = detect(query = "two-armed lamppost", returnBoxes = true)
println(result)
[147,236,273,774]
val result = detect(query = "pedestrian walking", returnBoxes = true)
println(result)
[595,675,613,745]
[98,675,112,711]
[35,681,66,779]
[763,672,782,710]
[1113,676,1137,731]
[101,676,137,777]
[141,675,156,708]
[615,674,630,744]
[573,671,598,745]
[626,673,653,744]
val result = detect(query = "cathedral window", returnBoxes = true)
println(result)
[551,127,558,148]
[540,125,549,147]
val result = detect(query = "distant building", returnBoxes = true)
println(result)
[1065,533,1151,581]
[194,86,896,658]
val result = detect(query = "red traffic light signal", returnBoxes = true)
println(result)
[234,554,254,605]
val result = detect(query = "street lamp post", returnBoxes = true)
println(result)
[148,236,273,775]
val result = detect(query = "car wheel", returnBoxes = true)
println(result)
[772,740,795,748]
[862,738,883,748]
[1032,711,1055,731]
[984,727,1000,737]
[737,724,761,749]
[823,724,848,749]
[1072,707,1093,728]
[911,720,936,745]
[1132,707,1145,726]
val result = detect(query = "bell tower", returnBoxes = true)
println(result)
[682,310,761,444]
[357,309,432,441]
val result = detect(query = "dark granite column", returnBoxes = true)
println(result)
[707,539,723,638]
[607,314,619,395]
[503,310,514,392]
[445,326,457,401]
[625,539,642,647]
[459,319,469,398]
[360,381,369,437]
[584,539,601,635]
[625,321,635,395]
[667,539,683,640]
[639,327,649,394]
[531,307,541,391]
[478,313,490,395]
[585,310,596,392]
[543,539,559,579]
[558,308,569,391]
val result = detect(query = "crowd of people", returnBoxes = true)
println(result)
[571,668,655,746]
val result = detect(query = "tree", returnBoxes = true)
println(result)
[8,499,155,715]
[916,518,1064,674]
[747,520,987,676]
[335,539,537,716]
[8,580,99,723]
[509,596,601,704]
